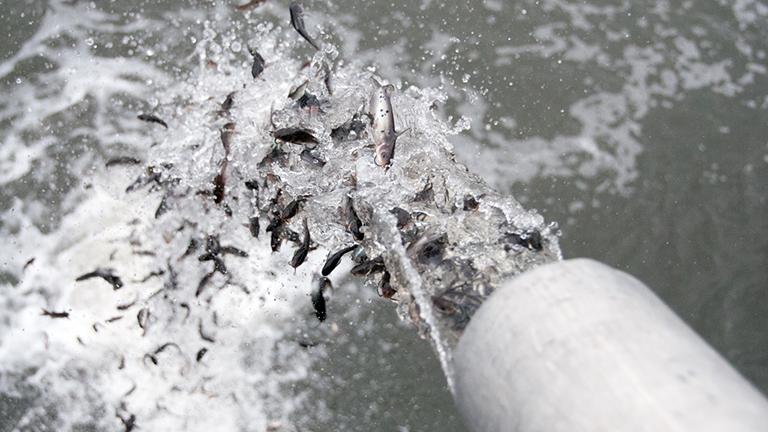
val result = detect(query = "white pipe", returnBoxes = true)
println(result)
[453,258,768,432]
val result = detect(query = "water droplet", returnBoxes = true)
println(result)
[231,41,242,53]
[85,37,94,46]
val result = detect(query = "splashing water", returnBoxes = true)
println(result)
[4,0,768,430]
[0,1,561,430]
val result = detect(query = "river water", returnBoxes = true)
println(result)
[1,1,766,431]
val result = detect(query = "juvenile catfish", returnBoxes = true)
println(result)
[369,77,408,167]
[290,218,311,268]
[289,2,320,50]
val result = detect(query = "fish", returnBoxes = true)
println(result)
[204,235,221,255]
[75,268,124,290]
[342,194,364,240]
[378,270,397,299]
[116,412,136,432]
[196,348,208,362]
[137,308,149,335]
[154,193,171,219]
[214,122,236,204]
[270,225,283,252]
[137,113,168,128]
[221,245,249,257]
[432,295,457,315]
[248,216,260,238]
[259,147,286,172]
[463,194,480,211]
[244,179,260,192]
[106,316,123,323]
[164,261,178,290]
[179,238,199,260]
[41,308,69,319]
[123,384,137,397]
[369,77,408,167]
[179,303,191,321]
[105,156,142,167]
[389,207,411,229]
[249,48,265,78]
[289,2,321,50]
[321,245,357,276]
[198,236,247,273]
[116,298,137,310]
[125,166,163,193]
[290,218,311,268]
[219,91,236,116]
[196,271,214,297]
[154,342,180,354]
[350,256,385,276]
[504,230,543,252]
[211,256,228,274]
[199,319,215,343]
[143,353,158,366]
[245,181,261,215]
[413,180,434,203]
[23,257,35,271]
[150,342,182,363]
[310,276,332,322]
[269,188,283,208]
[322,62,333,95]
[272,127,319,146]
[281,196,307,220]
[300,149,326,167]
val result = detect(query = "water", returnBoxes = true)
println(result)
[1,1,767,431]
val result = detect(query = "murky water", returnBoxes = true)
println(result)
[1,1,767,431]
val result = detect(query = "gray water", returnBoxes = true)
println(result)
[1,0,767,431]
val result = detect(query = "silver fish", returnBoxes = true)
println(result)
[369,77,407,167]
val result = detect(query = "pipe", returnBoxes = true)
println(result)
[453,258,768,432]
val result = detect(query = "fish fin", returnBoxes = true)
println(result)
[396,128,411,138]
[370,76,383,87]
